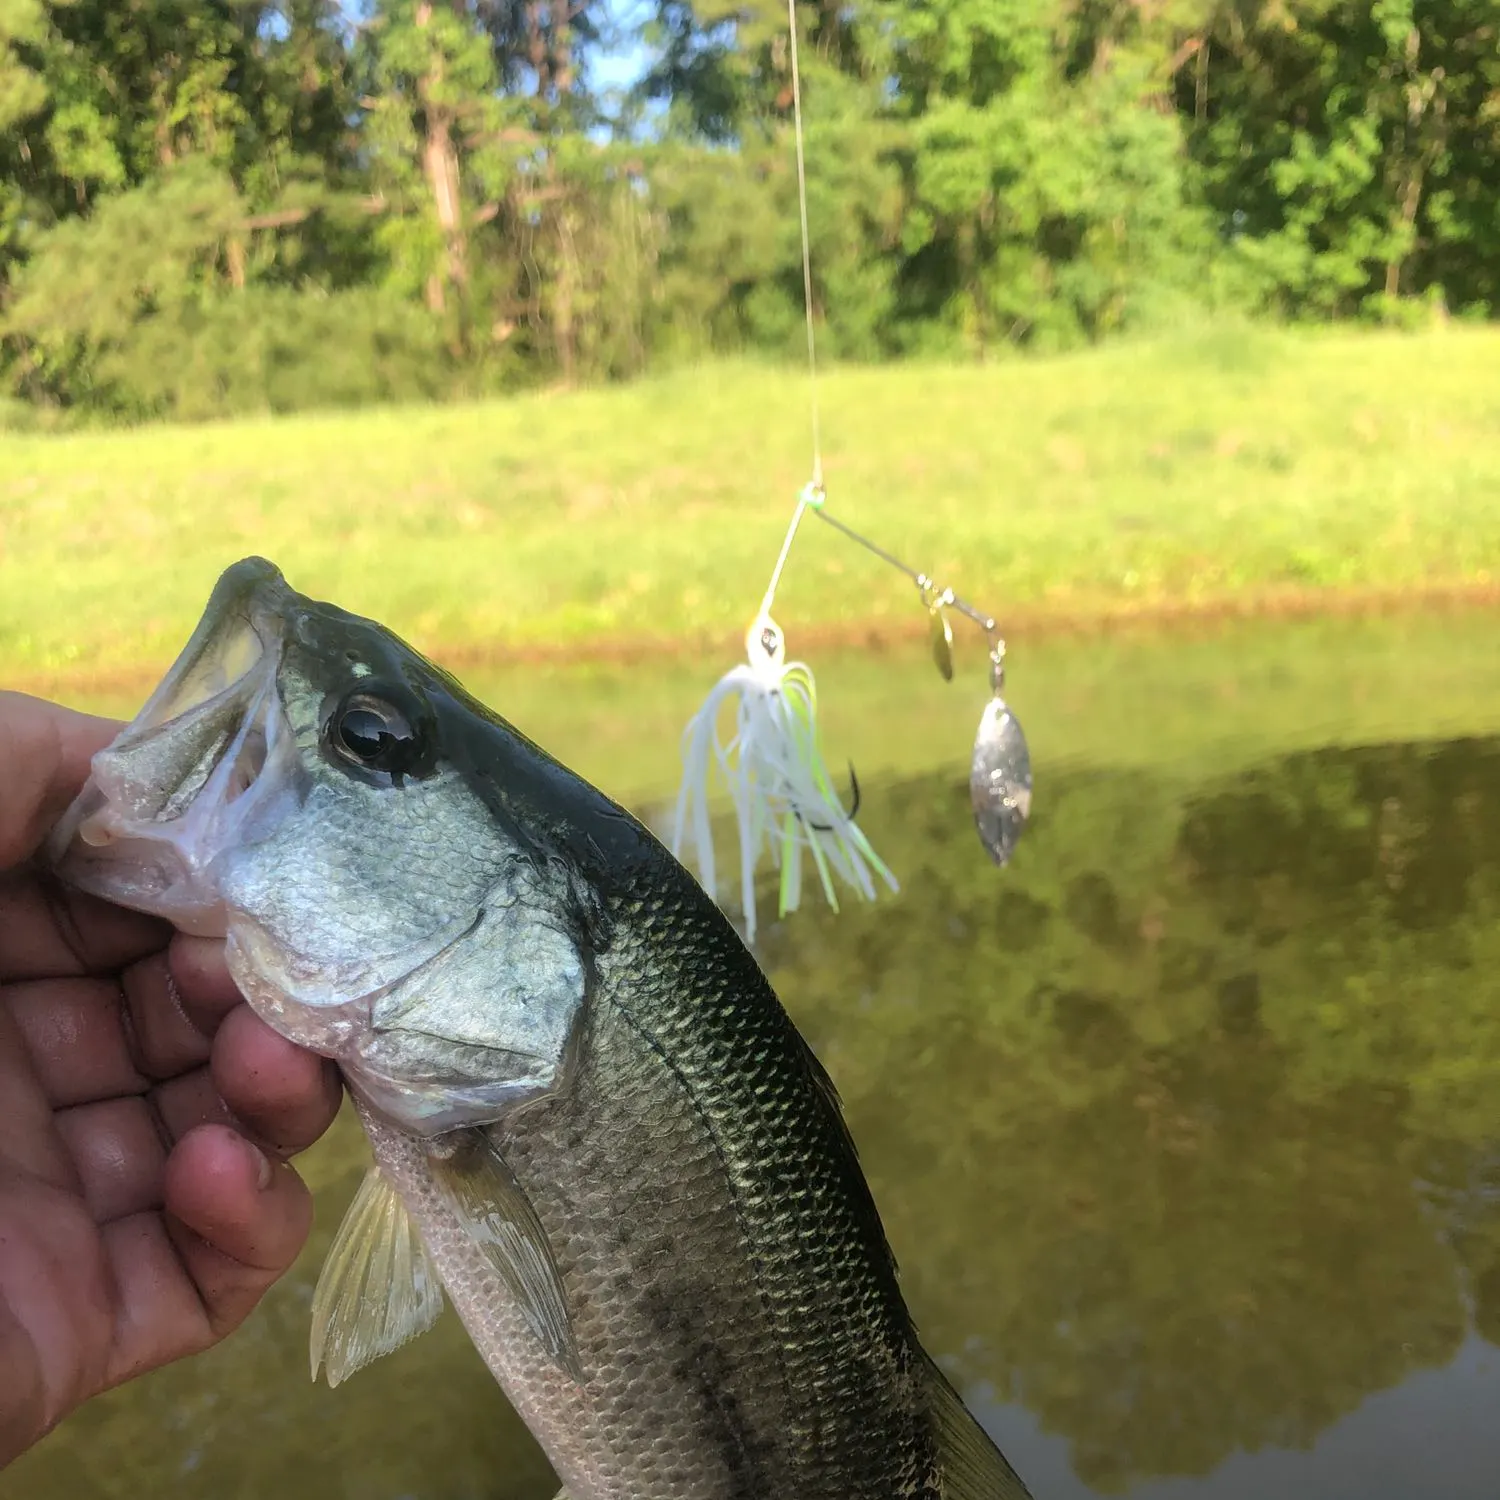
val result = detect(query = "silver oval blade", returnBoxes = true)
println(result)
[970,697,1032,865]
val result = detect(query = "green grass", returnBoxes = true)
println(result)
[4,322,1500,683]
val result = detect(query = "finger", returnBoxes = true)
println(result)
[164,1125,313,1335]
[0,872,168,983]
[0,1297,47,1469]
[0,693,119,869]
[2,977,148,1107]
[0,1001,78,1188]
[52,1098,168,1223]
[112,939,248,1089]
[211,1006,343,1157]
[167,934,242,1034]
[120,950,213,1080]
[101,1129,313,1384]
[150,1067,239,1147]
[149,1042,338,1166]
[98,1211,219,1385]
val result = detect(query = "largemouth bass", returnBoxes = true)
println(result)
[48,558,1032,1500]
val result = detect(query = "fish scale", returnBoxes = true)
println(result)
[589,875,940,1497]
[47,556,1032,1500]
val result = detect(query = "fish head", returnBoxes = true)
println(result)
[48,557,627,1136]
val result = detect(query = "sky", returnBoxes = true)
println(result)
[333,0,657,96]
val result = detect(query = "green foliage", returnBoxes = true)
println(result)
[98,286,450,418]
[1176,0,1500,317]
[0,0,404,415]
[1,161,447,415]
[0,0,1498,417]
[3,161,244,410]
[644,71,908,361]
[0,0,46,132]
[898,68,1214,350]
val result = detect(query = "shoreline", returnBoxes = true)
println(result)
[13,576,1500,703]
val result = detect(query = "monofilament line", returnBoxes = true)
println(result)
[787,0,821,492]
[757,0,823,621]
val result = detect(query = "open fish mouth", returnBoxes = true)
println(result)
[47,557,304,937]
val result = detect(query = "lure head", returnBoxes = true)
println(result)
[746,613,787,672]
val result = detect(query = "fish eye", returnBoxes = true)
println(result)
[327,688,429,780]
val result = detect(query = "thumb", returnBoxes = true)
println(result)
[0,693,121,870]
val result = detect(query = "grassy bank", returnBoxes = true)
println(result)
[4,323,1499,684]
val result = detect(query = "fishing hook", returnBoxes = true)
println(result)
[799,760,861,832]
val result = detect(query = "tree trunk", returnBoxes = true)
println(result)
[415,1,468,320]
[1382,27,1446,301]
[528,0,548,95]
[553,193,577,384]
[422,109,466,312]
[554,2,574,95]
[1384,165,1424,300]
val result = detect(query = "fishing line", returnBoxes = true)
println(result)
[757,0,821,623]
[669,0,1034,943]
[788,0,821,496]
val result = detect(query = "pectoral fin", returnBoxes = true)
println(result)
[310,1166,445,1388]
[928,1353,1033,1500]
[428,1130,582,1382]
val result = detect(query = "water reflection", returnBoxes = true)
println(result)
[6,716,1500,1497]
[763,735,1500,1493]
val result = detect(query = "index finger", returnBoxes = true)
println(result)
[0,692,122,870]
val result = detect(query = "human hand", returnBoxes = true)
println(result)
[0,691,343,1468]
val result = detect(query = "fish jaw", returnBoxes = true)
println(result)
[46,558,302,937]
[42,558,416,1064]
[45,556,588,1137]
[41,560,374,1064]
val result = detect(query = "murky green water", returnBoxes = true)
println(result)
[9,610,1500,1499]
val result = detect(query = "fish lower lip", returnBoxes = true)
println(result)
[45,637,291,939]
[57,834,227,936]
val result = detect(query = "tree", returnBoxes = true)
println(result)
[5,0,1500,419]
[1173,0,1500,317]
[0,1,439,415]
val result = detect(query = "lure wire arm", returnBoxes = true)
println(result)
[799,482,1008,693]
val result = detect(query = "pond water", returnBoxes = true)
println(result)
[7,608,1500,1500]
